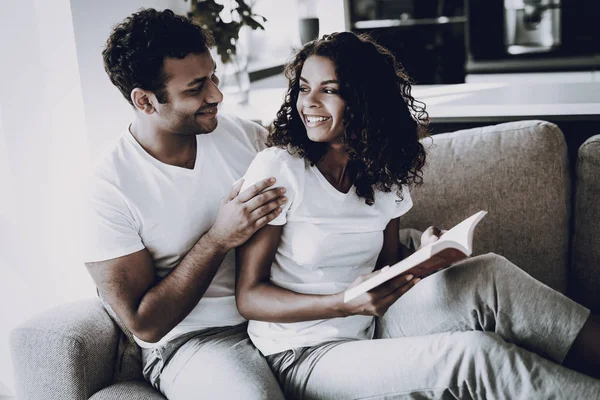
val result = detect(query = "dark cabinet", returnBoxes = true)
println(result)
[465,0,600,75]
[346,0,467,84]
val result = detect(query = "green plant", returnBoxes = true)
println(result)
[186,0,267,64]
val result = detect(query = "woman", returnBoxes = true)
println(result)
[236,32,600,399]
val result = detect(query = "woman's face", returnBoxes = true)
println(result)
[296,56,346,144]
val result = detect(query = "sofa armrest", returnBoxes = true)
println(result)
[571,134,600,312]
[10,297,120,400]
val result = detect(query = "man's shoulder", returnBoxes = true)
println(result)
[88,128,138,188]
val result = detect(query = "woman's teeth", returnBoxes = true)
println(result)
[306,116,330,123]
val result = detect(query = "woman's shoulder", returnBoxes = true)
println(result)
[255,147,305,170]
[375,184,412,218]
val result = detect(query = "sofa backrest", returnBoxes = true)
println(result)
[400,120,570,293]
[571,134,600,312]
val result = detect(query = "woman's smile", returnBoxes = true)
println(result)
[303,114,332,127]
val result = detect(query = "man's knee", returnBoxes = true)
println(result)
[164,353,283,400]
[160,336,284,400]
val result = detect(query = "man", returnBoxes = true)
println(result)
[84,8,286,399]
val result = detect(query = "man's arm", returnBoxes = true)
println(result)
[86,178,287,343]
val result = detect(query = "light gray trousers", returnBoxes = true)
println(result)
[141,323,285,400]
[267,253,599,400]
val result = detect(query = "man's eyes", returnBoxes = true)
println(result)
[189,74,218,94]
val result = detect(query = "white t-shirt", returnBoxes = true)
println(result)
[240,147,413,355]
[83,114,267,348]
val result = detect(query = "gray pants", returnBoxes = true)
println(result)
[267,253,599,399]
[141,323,284,400]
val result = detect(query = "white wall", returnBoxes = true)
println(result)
[0,0,91,394]
[0,0,189,395]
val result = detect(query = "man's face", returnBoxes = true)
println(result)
[154,52,223,135]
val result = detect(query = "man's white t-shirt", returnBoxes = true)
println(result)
[240,147,413,356]
[83,114,266,348]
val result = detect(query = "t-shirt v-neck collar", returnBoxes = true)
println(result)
[125,127,200,174]
[310,163,354,199]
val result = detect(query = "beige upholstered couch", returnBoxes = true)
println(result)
[10,120,600,399]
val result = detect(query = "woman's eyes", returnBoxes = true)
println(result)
[299,86,338,94]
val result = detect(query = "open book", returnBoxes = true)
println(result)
[344,210,488,303]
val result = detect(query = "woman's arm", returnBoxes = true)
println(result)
[235,224,347,323]
[375,217,401,270]
[236,218,419,323]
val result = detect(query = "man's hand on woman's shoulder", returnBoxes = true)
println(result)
[206,177,288,251]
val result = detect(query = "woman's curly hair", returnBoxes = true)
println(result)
[102,8,214,107]
[268,31,429,206]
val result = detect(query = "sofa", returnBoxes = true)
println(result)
[10,120,600,399]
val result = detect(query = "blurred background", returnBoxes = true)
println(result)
[1,0,598,397]
[349,0,600,85]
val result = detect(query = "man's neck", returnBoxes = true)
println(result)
[129,117,197,169]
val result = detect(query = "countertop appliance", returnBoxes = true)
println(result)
[504,0,561,55]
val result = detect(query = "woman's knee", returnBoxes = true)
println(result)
[455,252,521,281]
[451,331,509,363]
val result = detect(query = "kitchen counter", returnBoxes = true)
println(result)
[221,81,600,126]
[466,54,600,75]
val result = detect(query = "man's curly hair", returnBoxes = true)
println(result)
[268,31,428,206]
[102,8,214,107]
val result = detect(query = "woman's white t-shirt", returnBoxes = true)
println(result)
[240,147,413,355]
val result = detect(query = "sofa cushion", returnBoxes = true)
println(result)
[89,381,166,400]
[571,134,600,312]
[400,120,570,292]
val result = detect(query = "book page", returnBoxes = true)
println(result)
[343,210,487,303]
[430,211,487,256]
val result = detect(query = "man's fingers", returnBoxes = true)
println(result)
[250,196,287,221]
[228,178,245,200]
[237,177,276,203]
[245,187,286,212]
[254,207,283,228]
